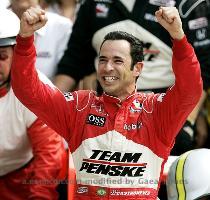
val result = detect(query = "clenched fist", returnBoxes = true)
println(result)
[155,7,184,40]
[19,6,47,38]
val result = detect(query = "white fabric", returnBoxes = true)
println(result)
[0,0,10,8]
[0,88,35,176]
[35,12,72,79]
[0,9,19,39]
[120,0,136,12]
[0,72,54,176]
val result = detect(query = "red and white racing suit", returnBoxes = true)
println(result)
[11,35,202,199]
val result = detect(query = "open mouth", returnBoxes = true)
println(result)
[103,76,118,83]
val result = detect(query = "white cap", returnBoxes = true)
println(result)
[166,148,210,200]
[0,9,20,47]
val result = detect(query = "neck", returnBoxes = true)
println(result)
[119,84,136,101]
[106,87,136,102]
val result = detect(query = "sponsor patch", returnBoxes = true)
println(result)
[194,39,210,47]
[79,150,146,177]
[130,99,143,113]
[196,28,207,40]
[149,0,175,7]
[124,122,143,131]
[77,186,88,194]
[36,51,51,58]
[63,92,74,101]
[188,17,208,30]
[86,114,106,127]
[97,188,107,196]
[96,3,109,17]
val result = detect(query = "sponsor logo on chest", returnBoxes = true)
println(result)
[63,92,74,101]
[79,150,147,177]
[124,122,143,131]
[129,99,143,113]
[86,114,106,127]
[77,186,88,194]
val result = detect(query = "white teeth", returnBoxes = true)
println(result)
[104,76,117,81]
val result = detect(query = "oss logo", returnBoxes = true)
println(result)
[86,114,106,127]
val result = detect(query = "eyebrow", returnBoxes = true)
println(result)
[98,55,123,60]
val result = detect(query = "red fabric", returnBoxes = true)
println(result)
[0,87,8,97]
[0,118,66,200]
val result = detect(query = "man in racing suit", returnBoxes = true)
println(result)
[54,0,210,155]
[11,6,202,199]
[0,9,66,200]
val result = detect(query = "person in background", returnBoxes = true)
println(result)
[0,9,66,200]
[10,0,72,80]
[40,0,79,22]
[11,6,202,199]
[54,0,210,155]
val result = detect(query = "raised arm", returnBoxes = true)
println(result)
[153,7,203,147]
[11,7,73,141]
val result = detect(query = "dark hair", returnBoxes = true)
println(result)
[100,31,144,70]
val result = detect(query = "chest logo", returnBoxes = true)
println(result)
[96,188,107,196]
[130,99,143,113]
[63,92,74,101]
[86,114,106,127]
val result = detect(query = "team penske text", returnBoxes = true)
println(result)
[79,150,147,177]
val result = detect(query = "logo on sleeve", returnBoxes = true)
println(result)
[86,114,106,127]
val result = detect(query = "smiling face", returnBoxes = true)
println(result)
[0,46,13,88]
[97,39,142,100]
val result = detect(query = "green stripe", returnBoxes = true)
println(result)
[175,151,191,200]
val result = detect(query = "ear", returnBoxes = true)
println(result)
[133,62,143,77]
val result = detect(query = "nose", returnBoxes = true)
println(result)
[104,60,114,71]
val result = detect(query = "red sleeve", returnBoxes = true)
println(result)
[11,35,74,142]
[153,36,203,148]
[27,118,66,199]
